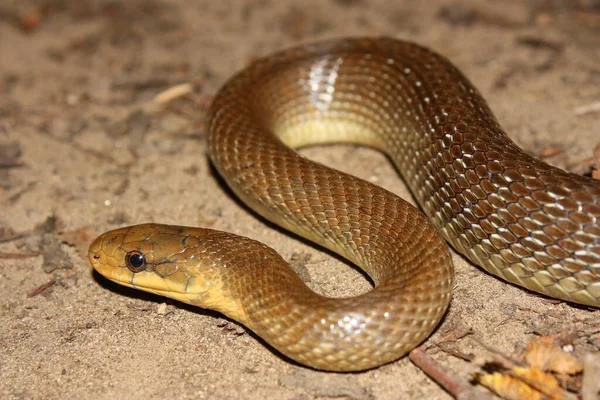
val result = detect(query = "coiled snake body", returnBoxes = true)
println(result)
[89,38,600,371]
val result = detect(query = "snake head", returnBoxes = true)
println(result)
[88,223,247,319]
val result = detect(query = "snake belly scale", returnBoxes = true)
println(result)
[89,37,600,372]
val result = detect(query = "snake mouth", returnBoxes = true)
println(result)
[88,252,189,298]
[89,255,123,284]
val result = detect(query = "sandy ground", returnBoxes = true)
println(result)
[1,0,600,399]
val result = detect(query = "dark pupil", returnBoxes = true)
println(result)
[129,253,145,268]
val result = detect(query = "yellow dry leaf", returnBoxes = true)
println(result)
[477,372,541,400]
[546,353,583,375]
[525,337,583,375]
[477,367,575,400]
[512,366,564,398]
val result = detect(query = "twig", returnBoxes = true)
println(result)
[27,280,56,297]
[574,101,600,116]
[409,347,493,400]
[0,251,40,259]
[470,337,525,368]
[0,161,24,168]
[436,343,475,362]
[0,231,31,243]
[153,83,194,104]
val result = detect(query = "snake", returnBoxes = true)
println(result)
[88,37,600,372]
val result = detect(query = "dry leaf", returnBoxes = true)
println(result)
[476,367,574,400]
[593,143,600,159]
[525,337,583,375]
[538,146,562,158]
[19,7,43,32]
[477,371,542,400]
[511,367,564,398]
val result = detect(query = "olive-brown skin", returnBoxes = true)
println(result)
[90,37,600,372]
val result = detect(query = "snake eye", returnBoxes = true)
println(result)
[125,251,147,273]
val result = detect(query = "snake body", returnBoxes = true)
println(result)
[89,38,600,371]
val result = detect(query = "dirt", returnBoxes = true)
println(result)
[1,0,599,399]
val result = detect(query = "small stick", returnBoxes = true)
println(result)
[0,231,31,243]
[436,343,475,362]
[574,101,600,116]
[0,161,24,168]
[409,347,493,400]
[27,280,56,298]
[153,83,193,104]
[0,251,40,259]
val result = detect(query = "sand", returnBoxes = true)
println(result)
[1,0,599,399]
